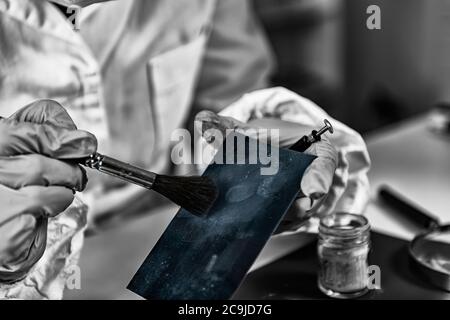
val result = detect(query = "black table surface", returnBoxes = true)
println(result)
[233,232,450,300]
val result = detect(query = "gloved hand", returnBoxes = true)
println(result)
[195,87,371,234]
[0,100,97,283]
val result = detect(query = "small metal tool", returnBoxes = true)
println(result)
[290,119,334,152]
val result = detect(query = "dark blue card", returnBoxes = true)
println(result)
[128,134,315,299]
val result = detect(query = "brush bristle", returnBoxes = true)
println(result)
[152,175,218,216]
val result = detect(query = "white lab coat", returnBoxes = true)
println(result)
[0,0,274,299]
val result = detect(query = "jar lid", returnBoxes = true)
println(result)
[319,213,370,239]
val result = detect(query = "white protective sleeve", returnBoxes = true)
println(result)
[216,87,372,234]
[0,197,87,300]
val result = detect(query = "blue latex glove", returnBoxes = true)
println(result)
[0,100,97,283]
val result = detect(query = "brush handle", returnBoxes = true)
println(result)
[289,133,317,152]
[289,120,333,152]
[83,153,157,190]
[379,186,440,230]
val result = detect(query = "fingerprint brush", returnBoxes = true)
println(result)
[82,153,218,217]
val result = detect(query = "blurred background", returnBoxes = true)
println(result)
[253,0,450,133]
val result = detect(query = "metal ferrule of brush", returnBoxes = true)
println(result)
[84,153,157,190]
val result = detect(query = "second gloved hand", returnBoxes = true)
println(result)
[195,87,371,234]
[0,100,97,283]
[195,111,338,230]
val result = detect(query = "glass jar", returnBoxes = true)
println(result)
[317,213,371,299]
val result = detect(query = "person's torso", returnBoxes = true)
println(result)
[0,0,215,171]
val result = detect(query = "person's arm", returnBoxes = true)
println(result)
[193,0,275,113]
